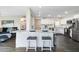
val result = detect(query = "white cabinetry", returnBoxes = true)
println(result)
[16,31,54,48]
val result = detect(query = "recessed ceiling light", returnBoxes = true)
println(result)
[64,11,68,14]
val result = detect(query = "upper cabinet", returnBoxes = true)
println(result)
[2,20,14,27]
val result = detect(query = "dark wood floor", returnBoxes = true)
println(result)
[55,35,79,52]
[0,38,15,52]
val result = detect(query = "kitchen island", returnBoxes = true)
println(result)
[16,31,55,51]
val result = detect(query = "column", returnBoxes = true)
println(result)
[26,8,32,31]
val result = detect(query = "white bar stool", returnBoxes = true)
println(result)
[27,36,37,52]
[42,36,52,52]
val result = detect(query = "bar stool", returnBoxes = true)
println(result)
[27,36,37,52]
[42,36,52,52]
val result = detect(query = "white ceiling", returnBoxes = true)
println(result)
[30,6,79,18]
[0,6,28,16]
[0,6,79,18]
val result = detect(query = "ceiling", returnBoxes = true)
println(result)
[30,6,79,18]
[0,6,79,18]
[0,6,28,16]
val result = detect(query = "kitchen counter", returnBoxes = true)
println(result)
[16,31,55,48]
